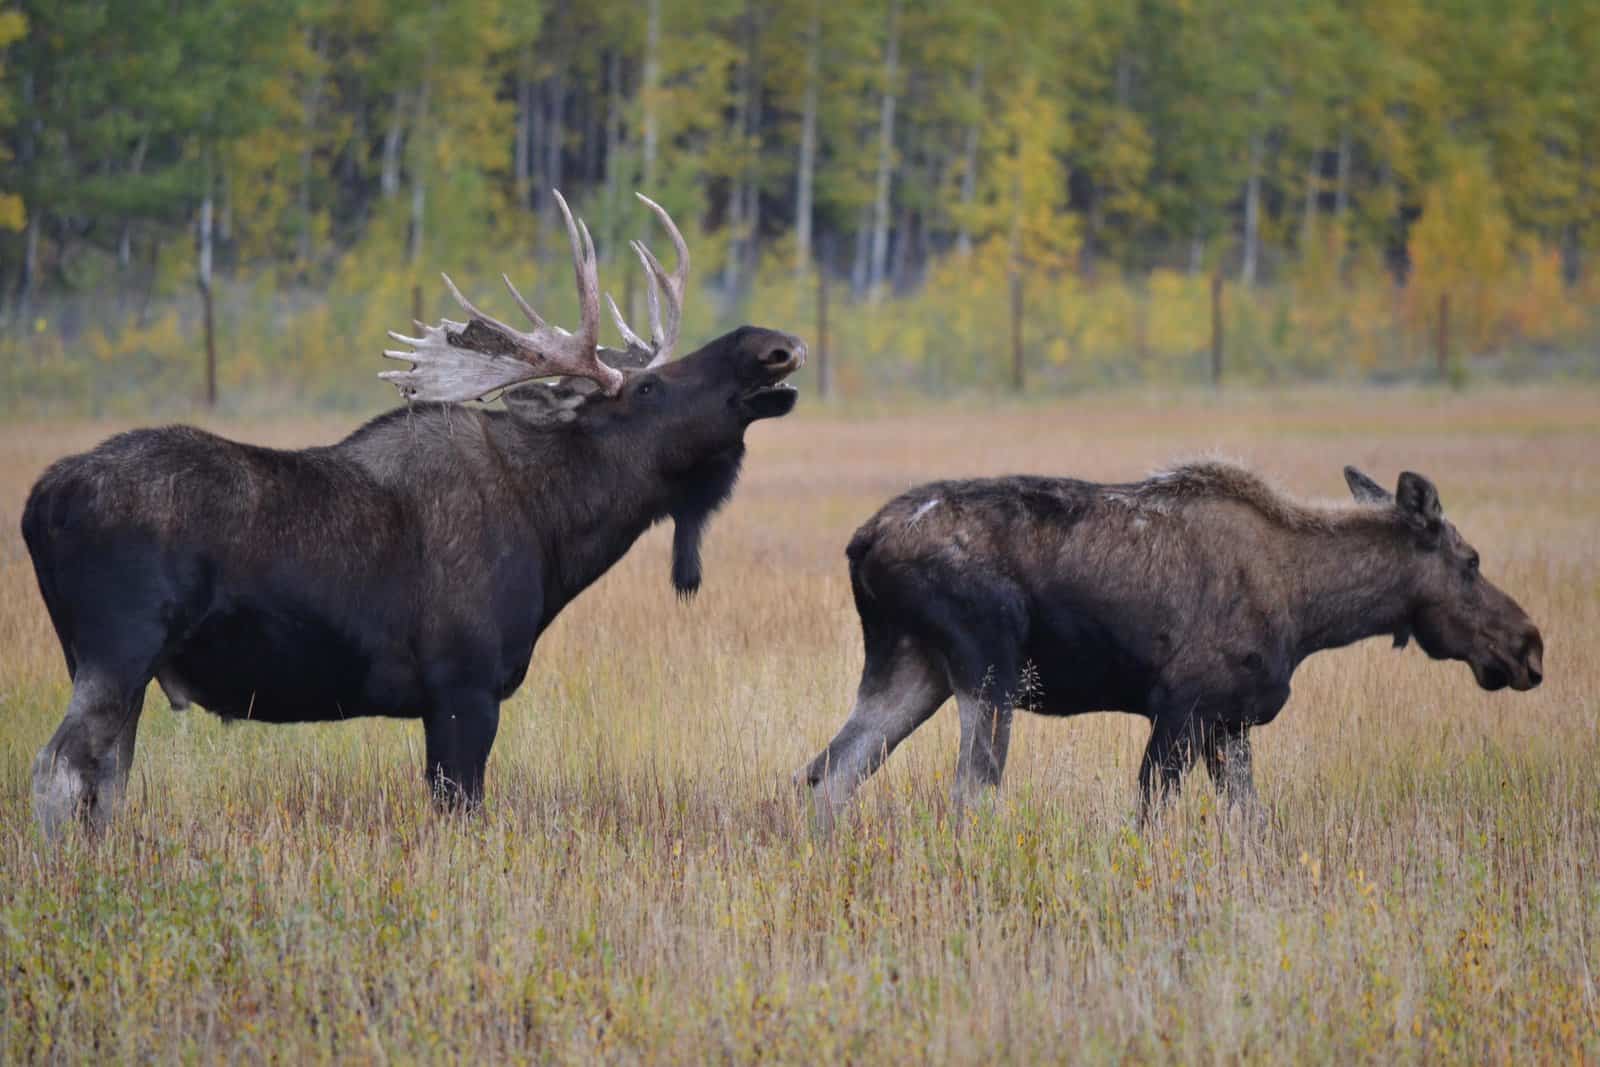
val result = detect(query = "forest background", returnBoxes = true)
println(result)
[1,0,1597,414]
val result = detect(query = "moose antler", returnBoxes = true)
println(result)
[381,190,624,402]
[603,192,691,369]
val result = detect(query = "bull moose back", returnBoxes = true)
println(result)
[23,192,804,836]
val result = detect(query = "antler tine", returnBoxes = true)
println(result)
[631,192,690,367]
[501,273,546,330]
[551,189,600,349]
[440,273,522,340]
[604,291,651,353]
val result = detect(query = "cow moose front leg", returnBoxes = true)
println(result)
[423,689,500,812]
[1138,715,1201,825]
[32,674,146,839]
[1201,722,1259,808]
[952,683,1016,820]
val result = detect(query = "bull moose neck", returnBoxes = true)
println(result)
[343,401,739,622]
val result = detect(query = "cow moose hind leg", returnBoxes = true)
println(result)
[32,673,147,839]
[423,690,501,812]
[798,635,950,832]
[1201,721,1266,827]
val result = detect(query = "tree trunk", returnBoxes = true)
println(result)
[1435,292,1450,380]
[956,59,983,257]
[408,81,430,264]
[19,212,38,325]
[297,33,326,270]
[794,0,820,275]
[1333,125,1351,222]
[119,134,149,270]
[643,0,661,191]
[1241,131,1263,288]
[514,50,533,209]
[198,177,217,409]
[381,93,406,200]
[1300,146,1319,252]
[544,71,564,218]
[851,203,871,298]
[867,0,899,302]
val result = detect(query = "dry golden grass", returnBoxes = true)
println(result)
[1,387,1597,1063]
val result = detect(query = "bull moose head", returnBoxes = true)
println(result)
[1344,466,1543,692]
[381,191,804,595]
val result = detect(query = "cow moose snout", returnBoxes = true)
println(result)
[1520,628,1544,689]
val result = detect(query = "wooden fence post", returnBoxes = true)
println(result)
[1010,270,1024,391]
[815,263,831,400]
[1210,271,1224,388]
[1435,291,1450,380]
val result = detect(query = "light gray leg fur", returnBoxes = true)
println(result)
[32,675,145,839]
[952,686,1014,818]
[798,638,949,832]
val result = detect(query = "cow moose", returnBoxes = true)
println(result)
[23,191,805,835]
[798,461,1544,828]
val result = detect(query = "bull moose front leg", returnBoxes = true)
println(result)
[423,689,500,811]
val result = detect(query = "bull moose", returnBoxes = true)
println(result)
[23,192,804,835]
[799,461,1544,827]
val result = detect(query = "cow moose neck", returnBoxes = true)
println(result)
[1280,513,1417,663]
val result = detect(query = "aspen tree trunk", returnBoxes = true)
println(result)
[408,80,430,265]
[1300,147,1319,251]
[956,58,983,257]
[794,0,820,276]
[119,134,149,270]
[381,92,405,200]
[1241,131,1263,288]
[867,0,899,302]
[514,49,533,208]
[198,166,217,409]
[1333,125,1351,222]
[643,0,661,191]
[297,32,326,269]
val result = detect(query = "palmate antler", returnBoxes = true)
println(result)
[381,191,691,403]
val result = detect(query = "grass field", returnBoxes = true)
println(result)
[1,387,1597,1062]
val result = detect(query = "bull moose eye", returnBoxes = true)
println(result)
[636,380,656,397]
[1466,554,1480,574]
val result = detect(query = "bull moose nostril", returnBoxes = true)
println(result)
[762,347,792,365]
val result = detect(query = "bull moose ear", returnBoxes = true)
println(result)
[502,378,600,425]
[1396,471,1443,537]
[1343,466,1391,504]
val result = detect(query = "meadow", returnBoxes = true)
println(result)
[0,386,1596,1063]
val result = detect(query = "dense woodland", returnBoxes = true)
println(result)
[1,1,1597,410]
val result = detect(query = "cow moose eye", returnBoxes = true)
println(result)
[636,380,656,397]
[1466,553,1480,575]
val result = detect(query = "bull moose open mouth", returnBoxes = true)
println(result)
[739,343,805,420]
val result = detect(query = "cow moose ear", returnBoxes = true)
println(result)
[1343,466,1391,504]
[502,379,599,425]
[1396,471,1443,538]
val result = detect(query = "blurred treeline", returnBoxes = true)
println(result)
[1,0,1598,413]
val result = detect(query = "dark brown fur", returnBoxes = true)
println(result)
[23,326,803,834]
[800,461,1544,825]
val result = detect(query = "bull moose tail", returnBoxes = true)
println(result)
[21,475,77,680]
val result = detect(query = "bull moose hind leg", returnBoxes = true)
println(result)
[33,674,148,838]
[799,634,950,832]
[423,689,501,812]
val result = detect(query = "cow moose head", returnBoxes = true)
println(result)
[1344,466,1543,692]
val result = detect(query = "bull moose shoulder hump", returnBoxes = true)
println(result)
[23,191,805,836]
[799,460,1544,828]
